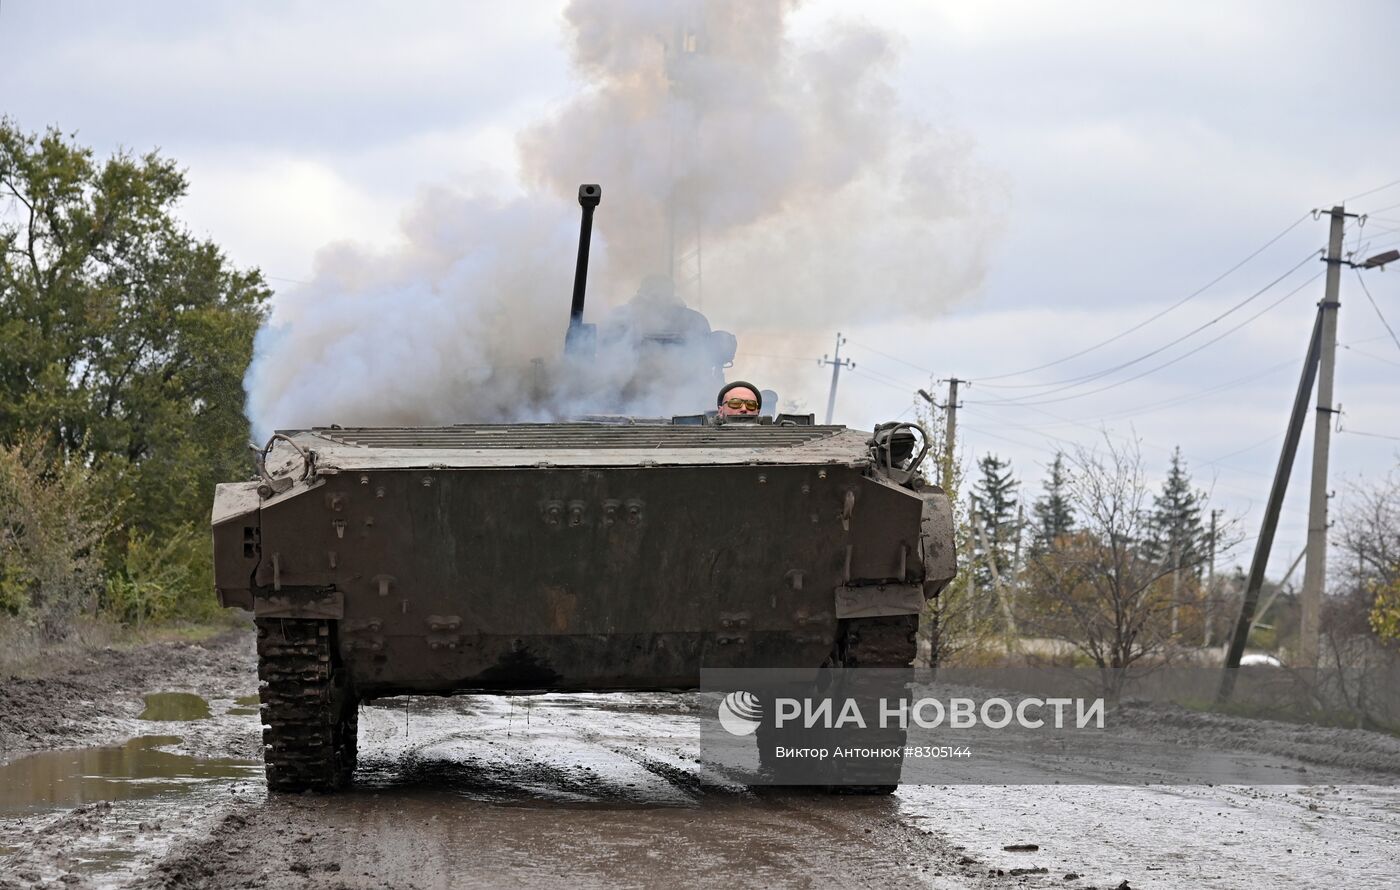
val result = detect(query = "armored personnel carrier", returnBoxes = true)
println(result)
[213,186,957,793]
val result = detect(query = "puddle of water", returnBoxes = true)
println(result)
[139,692,211,721]
[229,693,261,716]
[0,735,258,817]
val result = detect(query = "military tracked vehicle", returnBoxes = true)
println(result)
[213,185,957,793]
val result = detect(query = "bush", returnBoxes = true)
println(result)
[0,436,113,639]
[103,525,217,627]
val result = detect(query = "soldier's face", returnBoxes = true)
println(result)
[719,386,760,417]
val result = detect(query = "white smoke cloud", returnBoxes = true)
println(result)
[245,0,1000,435]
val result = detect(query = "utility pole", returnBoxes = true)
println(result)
[1251,549,1306,640]
[1218,303,1324,703]
[1204,508,1219,648]
[1171,541,1181,637]
[1299,206,1348,668]
[918,378,969,491]
[970,495,1018,653]
[818,333,854,425]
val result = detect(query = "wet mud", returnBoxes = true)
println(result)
[2,628,1398,889]
[136,694,212,723]
[0,629,258,762]
[0,735,255,817]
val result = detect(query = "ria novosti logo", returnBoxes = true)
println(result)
[718,691,763,736]
[717,690,1106,734]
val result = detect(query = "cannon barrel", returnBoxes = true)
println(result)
[566,184,602,351]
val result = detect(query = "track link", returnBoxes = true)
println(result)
[831,614,919,794]
[256,618,357,792]
[840,614,920,668]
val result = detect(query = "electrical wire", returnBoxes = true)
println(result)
[1352,269,1400,355]
[736,352,818,363]
[846,340,935,378]
[1206,431,1284,464]
[1344,177,1400,203]
[853,362,922,389]
[958,402,1270,480]
[1341,343,1400,369]
[972,267,1324,407]
[975,250,1320,393]
[1090,357,1298,422]
[973,213,1313,383]
[956,412,1296,511]
[849,365,922,394]
[1341,428,1400,442]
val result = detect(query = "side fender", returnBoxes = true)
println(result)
[918,487,957,598]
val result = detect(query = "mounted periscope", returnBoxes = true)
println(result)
[565,183,601,356]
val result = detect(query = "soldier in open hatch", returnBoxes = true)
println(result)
[717,380,762,418]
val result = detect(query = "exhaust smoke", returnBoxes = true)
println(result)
[245,0,998,434]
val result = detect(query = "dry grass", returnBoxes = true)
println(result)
[0,611,247,678]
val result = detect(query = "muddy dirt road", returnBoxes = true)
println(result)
[2,628,1397,889]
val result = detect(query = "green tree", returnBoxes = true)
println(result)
[0,120,268,620]
[1019,440,1181,695]
[1145,447,1206,575]
[1370,573,1400,642]
[971,453,1019,591]
[1031,451,1074,552]
[0,434,112,638]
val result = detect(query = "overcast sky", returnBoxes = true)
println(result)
[3,0,1397,578]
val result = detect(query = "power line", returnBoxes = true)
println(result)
[849,365,921,394]
[846,340,935,377]
[1089,357,1297,422]
[975,267,1324,408]
[958,402,1270,480]
[1345,177,1400,203]
[974,213,1312,383]
[956,411,1298,511]
[976,250,1320,394]
[850,362,920,389]
[1341,342,1400,368]
[1206,431,1284,465]
[1341,428,1400,442]
[737,352,816,363]
[1353,269,1400,355]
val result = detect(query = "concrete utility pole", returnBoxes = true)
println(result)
[918,378,968,491]
[1218,305,1324,703]
[971,496,1018,653]
[1171,541,1181,637]
[818,333,854,425]
[1204,508,1219,648]
[1299,206,1348,668]
[1252,549,1307,640]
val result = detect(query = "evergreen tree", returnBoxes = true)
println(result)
[972,453,1019,589]
[1146,447,1206,574]
[1031,451,1075,552]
